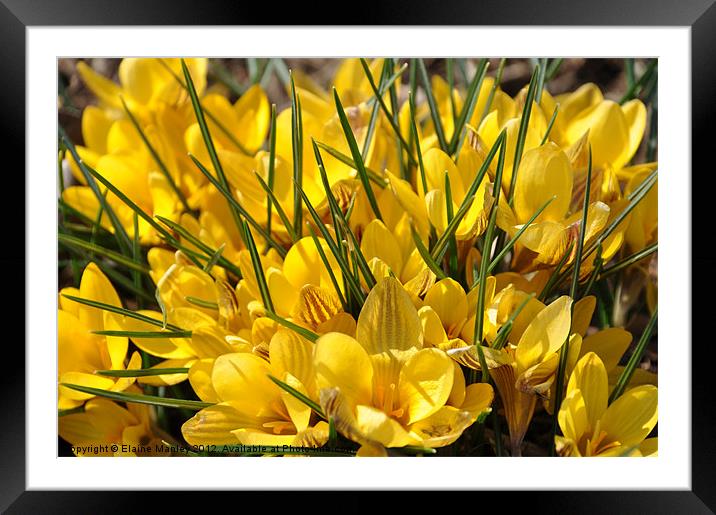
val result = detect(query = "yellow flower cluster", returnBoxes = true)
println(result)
[58,58,657,457]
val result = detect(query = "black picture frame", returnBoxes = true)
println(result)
[3,0,714,511]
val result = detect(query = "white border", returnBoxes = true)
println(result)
[28,27,690,490]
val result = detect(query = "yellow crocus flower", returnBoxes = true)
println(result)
[556,352,657,456]
[59,391,169,457]
[58,263,141,410]
[182,330,329,447]
[554,83,647,171]
[314,277,493,451]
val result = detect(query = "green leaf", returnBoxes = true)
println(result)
[308,227,348,312]
[58,233,149,274]
[202,243,226,274]
[508,64,541,204]
[96,367,190,377]
[264,311,320,343]
[61,294,185,332]
[475,58,506,130]
[185,296,219,310]
[290,72,304,235]
[268,375,324,417]
[208,60,246,97]
[599,242,658,280]
[540,104,559,145]
[492,293,536,351]
[241,219,275,313]
[358,58,416,167]
[619,59,657,104]
[266,104,278,239]
[411,226,446,280]
[448,58,489,155]
[58,406,85,417]
[545,58,564,82]
[408,91,428,196]
[92,330,192,338]
[608,306,658,403]
[417,59,448,152]
[333,87,383,221]
[313,141,386,188]
[254,171,296,242]
[60,383,212,410]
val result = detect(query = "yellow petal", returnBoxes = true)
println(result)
[269,330,315,397]
[356,276,423,354]
[408,406,474,448]
[423,148,465,199]
[212,353,277,410]
[418,306,448,346]
[76,61,122,109]
[599,385,658,448]
[567,352,608,431]
[182,402,250,446]
[423,278,468,339]
[386,171,430,238]
[234,84,270,152]
[58,310,104,375]
[399,348,453,424]
[78,263,122,331]
[572,296,596,336]
[354,404,417,448]
[515,295,573,372]
[59,372,115,401]
[558,389,589,444]
[580,328,632,372]
[513,143,572,224]
[360,219,403,275]
[620,99,647,169]
[314,333,373,406]
[188,358,219,403]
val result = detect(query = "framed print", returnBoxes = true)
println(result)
[2,0,715,511]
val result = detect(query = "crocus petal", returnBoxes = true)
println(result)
[269,330,316,397]
[212,353,278,411]
[188,358,219,403]
[78,263,122,331]
[599,385,658,448]
[399,348,453,424]
[354,404,417,448]
[567,352,609,431]
[571,296,596,336]
[515,295,573,373]
[423,278,468,339]
[314,333,373,406]
[360,219,404,275]
[513,143,572,224]
[182,402,251,446]
[356,276,423,355]
[579,328,633,372]
[558,389,589,444]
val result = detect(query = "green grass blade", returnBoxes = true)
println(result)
[313,141,385,188]
[476,58,506,130]
[358,58,416,168]
[202,243,226,274]
[492,293,536,351]
[417,59,448,152]
[120,96,190,211]
[96,368,190,377]
[444,173,459,277]
[61,294,185,331]
[254,172,296,241]
[540,104,560,145]
[241,219,274,313]
[308,226,348,312]
[264,311,320,343]
[408,91,428,195]
[92,330,192,338]
[620,59,657,104]
[185,296,219,310]
[599,242,658,280]
[208,60,246,96]
[290,72,304,235]
[58,233,149,274]
[448,58,489,155]
[333,87,383,221]
[61,383,212,410]
[545,58,564,82]
[266,104,278,240]
[411,226,446,280]
[268,375,325,417]
[608,306,658,403]
[508,64,541,204]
